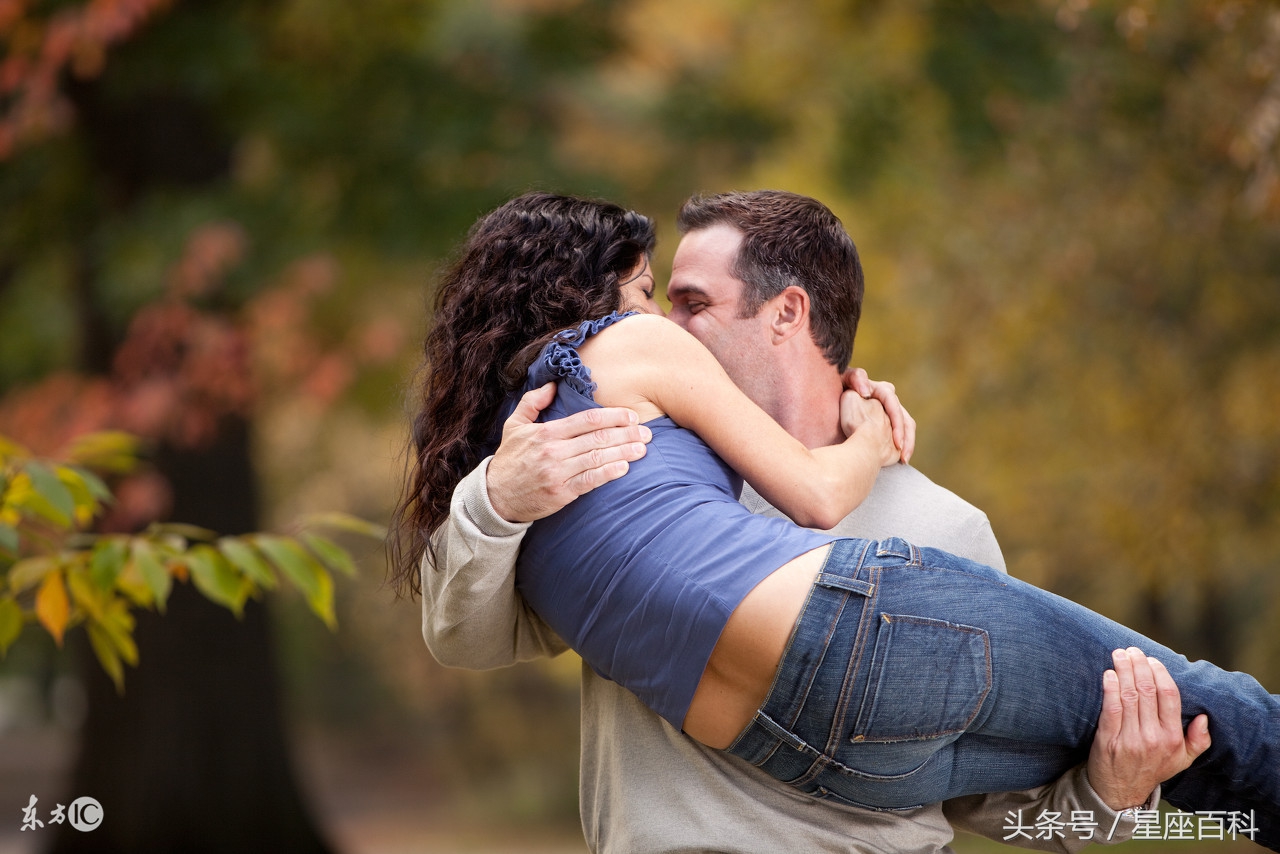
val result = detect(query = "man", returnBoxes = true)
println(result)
[422,191,1207,852]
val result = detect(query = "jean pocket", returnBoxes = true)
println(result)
[842,614,990,776]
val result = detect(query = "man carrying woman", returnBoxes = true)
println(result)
[397,191,1264,852]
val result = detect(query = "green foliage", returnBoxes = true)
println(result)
[0,432,383,691]
[925,0,1065,154]
[842,1,1280,683]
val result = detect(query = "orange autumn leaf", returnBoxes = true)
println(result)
[35,569,70,646]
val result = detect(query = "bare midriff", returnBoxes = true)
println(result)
[682,542,832,749]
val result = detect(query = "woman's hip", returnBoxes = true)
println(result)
[723,536,1103,808]
[685,542,832,748]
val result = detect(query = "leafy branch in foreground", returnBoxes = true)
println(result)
[0,431,384,691]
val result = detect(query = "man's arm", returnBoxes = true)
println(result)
[484,382,652,523]
[421,383,650,669]
[944,649,1211,851]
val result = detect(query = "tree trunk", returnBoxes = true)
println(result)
[43,9,339,846]
[48,418,334,854]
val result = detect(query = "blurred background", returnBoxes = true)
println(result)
[1,0,1277,851]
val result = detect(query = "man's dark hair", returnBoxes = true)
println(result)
[676,190,864,367]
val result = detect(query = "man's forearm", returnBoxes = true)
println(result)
[422,457,568,668]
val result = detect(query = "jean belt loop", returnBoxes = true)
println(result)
[752,710,810,752]
[813,538,874,597]
[816,572,875,597]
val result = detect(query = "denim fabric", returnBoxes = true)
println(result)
[726,537,1280,849]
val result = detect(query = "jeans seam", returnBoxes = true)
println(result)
[826,565,879,757]
[776,542,860,731]
[790,543,877,791]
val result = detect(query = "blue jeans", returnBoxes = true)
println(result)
[725,538,1280,849]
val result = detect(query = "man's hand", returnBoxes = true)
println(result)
[1087,647,1212,810]
[842,368,916,464]
[487,382,652,523]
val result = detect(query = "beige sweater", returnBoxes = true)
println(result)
[424,460,1154,853]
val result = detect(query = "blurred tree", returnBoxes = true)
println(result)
[0,428,374,851]
[0,1,399,851]
[0,430,369,685]
[837,0,1280,682]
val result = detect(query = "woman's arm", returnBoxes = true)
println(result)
[580,314,898,529]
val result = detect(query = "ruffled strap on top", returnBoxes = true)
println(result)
[533,310,637,398]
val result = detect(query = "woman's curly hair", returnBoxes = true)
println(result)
[389,192,656,596]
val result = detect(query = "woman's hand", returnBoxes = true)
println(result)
[842,368,916,464]
[839,391,899,467]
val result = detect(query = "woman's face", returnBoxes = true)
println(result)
[619,257,664,316]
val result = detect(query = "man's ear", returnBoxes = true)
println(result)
[768,285,810,345]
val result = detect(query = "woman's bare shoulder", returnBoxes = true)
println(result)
[577,313,703,415]
[595,312,698,352]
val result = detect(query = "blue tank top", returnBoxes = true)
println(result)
[496,312,835,729]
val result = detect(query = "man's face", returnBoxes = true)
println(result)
[667,224,773,396]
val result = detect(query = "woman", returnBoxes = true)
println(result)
[393,192,1279,845]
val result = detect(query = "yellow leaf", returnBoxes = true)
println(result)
[254,535,336,629]
[100,599,138,666]
[113,559,155,609]
[300,532,358,577]
[186,544,249,617]
[9,556,55,595]
[0,597,23,655]
[0,435,30,461]
[58,468,108,527]
[20,462,74,528]
[300,511,386,540]
[66,567,106,622]
[3,472,33,508]
[302,566,336,631]
[129,539,171,612]
[36,570,70,647]
[63,431,140,474]
[86,623,124,693]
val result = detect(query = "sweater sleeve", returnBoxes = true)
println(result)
[420,456,569,669]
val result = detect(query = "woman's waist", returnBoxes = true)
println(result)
[683,542,833,748]
[522,486,830,589]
